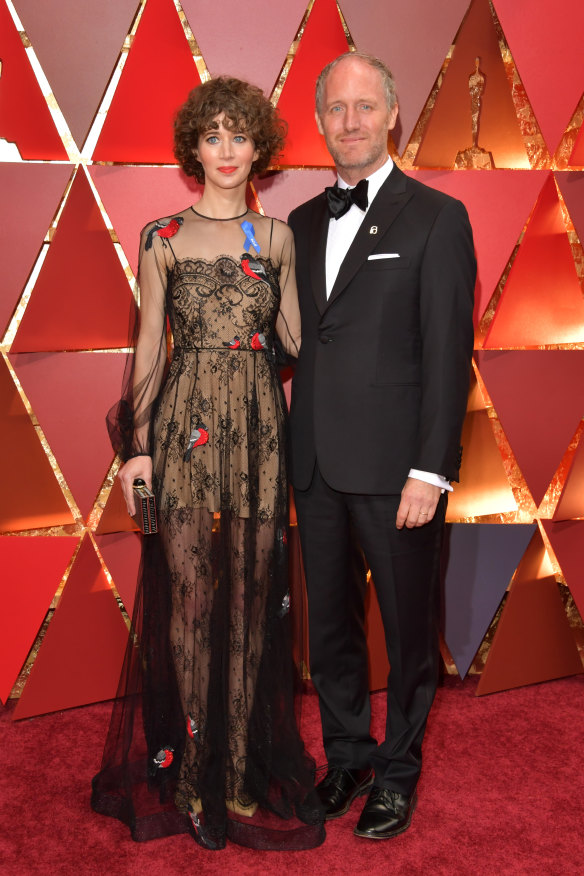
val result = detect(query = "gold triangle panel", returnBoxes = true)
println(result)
[415,0,531,169]
[0,355,73,532]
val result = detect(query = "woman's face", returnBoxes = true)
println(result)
[195,114,258,189]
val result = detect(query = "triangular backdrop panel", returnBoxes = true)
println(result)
[476,530,583,695]
[340,0,472,152]
[0,0,67,159]
[411,170,547,326]
[555,171,584,246]
[255,169,337,224]
[0,536,78,703]
[542,520,584,622]
[443,523,535,678]
[277,0,349,166]
[89,166,203,276]
[12,0,139,148]
[569,123,584,166]
[10,352,127,519]
[181,0,307,96]
[415,0,530,169]
[446,410,517,520]
[484,173,584,347]
[0,163,72,338]
[364,580,389,692]
[0,356,73,532]
[553,434,584,521]
[95,476,139,535]
[11,170,135,353]
[92,0,202,163]
[447,365,517,520]
[476,351,584,507]
[494,0,584,156]
[96,532,142,618]
[13,536,129,719]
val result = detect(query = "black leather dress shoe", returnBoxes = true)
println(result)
[354,787,417,839]
[316,767,374,819]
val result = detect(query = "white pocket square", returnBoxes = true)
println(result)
[368,253,400,260]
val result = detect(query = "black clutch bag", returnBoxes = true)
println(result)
[132,478,158,534]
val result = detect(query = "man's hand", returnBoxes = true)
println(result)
[396,477,441,529]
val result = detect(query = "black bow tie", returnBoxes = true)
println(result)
[325,179,369,219]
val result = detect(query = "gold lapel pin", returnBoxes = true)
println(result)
[369,225,378,234]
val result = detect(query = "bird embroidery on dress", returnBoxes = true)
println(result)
[187,715,201,745]
[153,747,174,769]
[241,253,267,282]
[184,424,209,461]
[223,336,241,349]
[144,216,184,250]
[250,332,269,351]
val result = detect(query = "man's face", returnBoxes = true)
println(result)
[316,57,398,184]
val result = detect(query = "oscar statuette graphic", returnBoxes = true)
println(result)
[455,57,494,169]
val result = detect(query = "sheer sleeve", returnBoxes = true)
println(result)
[106,224,169,460]
[273,222,301,358]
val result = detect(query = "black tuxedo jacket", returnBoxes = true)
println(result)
[288,165,476,494]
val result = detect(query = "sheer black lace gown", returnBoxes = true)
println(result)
[91,208,324,850]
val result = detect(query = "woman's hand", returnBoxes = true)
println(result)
[118,455,153,517]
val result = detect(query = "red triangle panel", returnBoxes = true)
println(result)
[476,351,584,507]
[92,0,202,163]
[13,0,138,148]
[10,352,127,518]
[484,174,584,347]
[0,0,67,159]
[553,435,584,522]
[0,164,72,339]
[255,168,336,224]
[554,171,584,248]
[96,532,141,618]
[277,0,349,166]
[0,356,73,532]
[340,0,472,152]
[11,170,135,352]
[542,520,584,622]
[90,166,203,275]
[569,123,584,167]
[13,536,129,719]
[181,0,308,98]
[412,170,547,325]
[494,0,584,156]
[0,536,78,703]
[416,0,530,169]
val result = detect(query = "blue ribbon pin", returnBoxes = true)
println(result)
[241,220,260,254]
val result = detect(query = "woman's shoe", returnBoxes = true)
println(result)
[226,798,258,817]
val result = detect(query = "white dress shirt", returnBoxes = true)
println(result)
[325,157,452,493]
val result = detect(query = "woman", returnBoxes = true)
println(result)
[91,77,324,851]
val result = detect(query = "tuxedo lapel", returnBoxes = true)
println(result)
[308,196,329,315]
[327,166,413,308]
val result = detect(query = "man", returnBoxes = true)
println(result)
[288,52,475,840]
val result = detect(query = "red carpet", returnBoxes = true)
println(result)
[1,676,583,875]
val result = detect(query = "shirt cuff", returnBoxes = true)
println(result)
[408,469,453,493]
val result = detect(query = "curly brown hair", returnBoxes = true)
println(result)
[174,77,286,182]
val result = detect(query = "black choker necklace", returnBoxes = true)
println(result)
[190,206,249,221]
